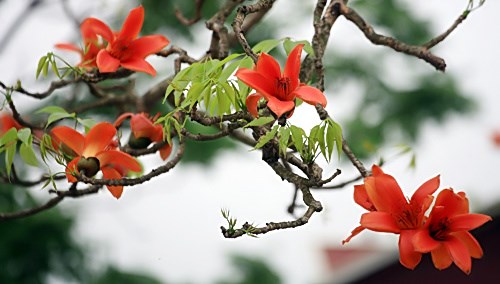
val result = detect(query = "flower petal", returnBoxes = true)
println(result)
[365,170,407,214]
[51,126,85,156]
[360,211,401,233]
[130,114,163,141]
[266,96,295,118]
[354,184,375,211]
[398,230,422,269]
[448,213,492,232]
[453,231,483,259]
[96,150,141,172]
[435,189,469,216]
[235,68,276,100]
[101,166,124,199]
[159,144,172,161]
[83,18,114,43]
[129,35,170,58]
[96,50,121,73]
[120,57,156,76]
[55,43,82,54]
[342,226,365,245]
[65,157,79,183]
[412,229,441,253]
[411,175,440,207]
[114,112,134,128]
[284,44,303,92]
[118,5,144,42]
[444,235,472,274]
[431,243,453,270]
[245,93,264,117]
[292,85,327,107]
[255,53,281,81]
[83,122,116,157]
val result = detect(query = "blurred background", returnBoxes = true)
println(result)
[1,0,499,283]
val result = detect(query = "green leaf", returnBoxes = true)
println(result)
[252,38,282,53]
[185,81,207,107]
[5,142,16,177]
[42,59,50,78]
[221,81,237,109]
[254,125,278,149]
[239,56,254,69]
[290,125,305,154]
[244,116,274,128]
[279,127,291,157]
[216,85,231,115]
[318,124,327,161]
[0,127,18,146]
[36,55,47,79]
[19,143,38,166]
[77,118,96,132]
[309,125,320,147]
[47,112,75,127]
[37,106,69,114]
[326,119,343,160]
[283,39,315,56]
[51,58,61,78]
[219,58,242,83]
[17,128,32,145]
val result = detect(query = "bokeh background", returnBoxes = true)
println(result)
[1,0,499,283]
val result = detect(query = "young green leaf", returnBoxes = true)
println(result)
[46,112,75,127]
[5,142,16,177]
[36,55,47,79]
[37,106,69,115]
[254,125,278,149]
[252,38,282,53]
[17,128,32,145]
[279,126,291,157]
[19,143,38,166]
[244,116,275,128]
[289,125,305,154]
[0,127,18,146]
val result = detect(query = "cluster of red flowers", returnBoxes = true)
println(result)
[1,111,169,200]
[344,165,491,274]
[56,5,169,76]
[51,112,171,199]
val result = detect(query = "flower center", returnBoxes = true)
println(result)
[276,77,291,100]
[128,135,152,149]
[396,209,419,229]
[77,156,100,177]
[430,218,450,240]
[107,39,130,60]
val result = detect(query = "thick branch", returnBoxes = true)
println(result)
[336,1,446,71]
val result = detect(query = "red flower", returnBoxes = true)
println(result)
[114,112,172,160]
[412,189,491,274]
[55,18,105,68]
[84,5,170,76]
[0,113,22,136]
[343,165,440,269]
[51,122,141,199]
[235,44,327,118]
